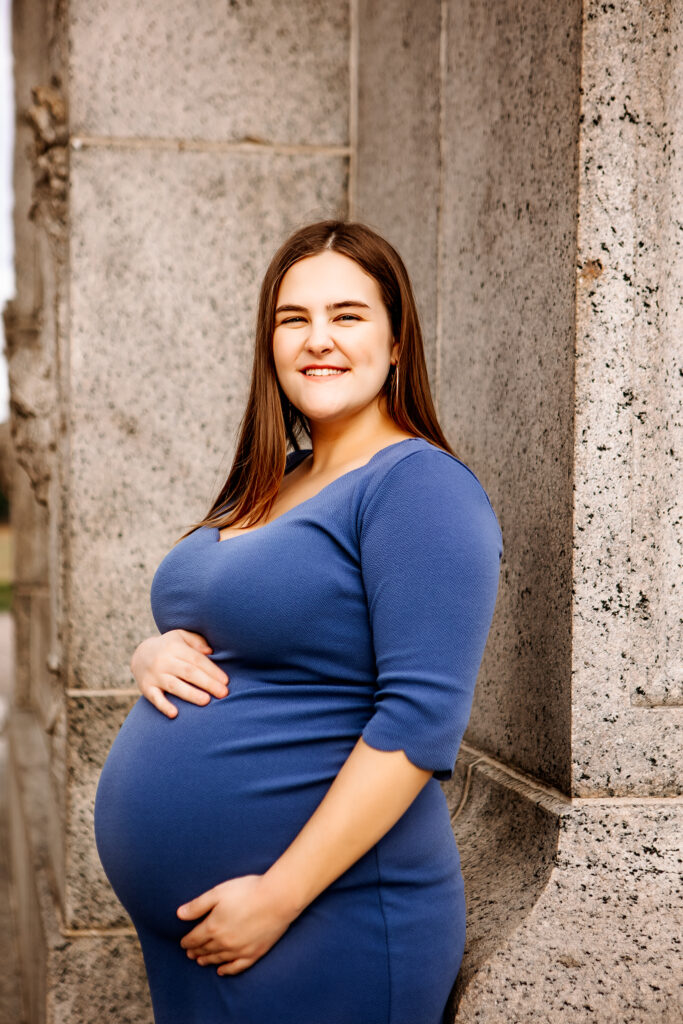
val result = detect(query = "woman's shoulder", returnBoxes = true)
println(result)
[359,437,503,550]
[365,437,495,505]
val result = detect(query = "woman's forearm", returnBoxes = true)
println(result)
[263,736,432,918]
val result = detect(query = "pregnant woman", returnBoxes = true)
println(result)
[94,219,503,1024]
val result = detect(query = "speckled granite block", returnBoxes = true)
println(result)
[49,931,152,1024]
[68,0,349,145]
[65,691,140,929]
[67,146,347,692]
[444,752,683,1023]
[439,0,581,793]
[435,0,682,798]
[355,0,442,382]
[572,0,683,794]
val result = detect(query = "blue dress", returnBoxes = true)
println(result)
[94,436,503,1024]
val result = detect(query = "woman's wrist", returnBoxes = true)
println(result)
[261,858,310,922]
[130,635,157,683]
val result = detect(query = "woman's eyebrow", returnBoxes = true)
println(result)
[275,300,372,314]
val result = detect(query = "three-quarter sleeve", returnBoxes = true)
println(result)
[358,448,503,780]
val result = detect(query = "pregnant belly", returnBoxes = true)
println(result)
[94,677,374,935]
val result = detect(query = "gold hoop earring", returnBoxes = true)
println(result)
[391,362,399,402]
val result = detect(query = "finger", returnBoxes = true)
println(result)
[176,629,213,653]
[217,958,256,976]
[195,950,234,966]
[178,889,217,923]
[145,687,178,718]
[185,937,225,957]
[179,923,211,949]
[171,653,229,695]
[182,649,231,689]
[160,676,212,707]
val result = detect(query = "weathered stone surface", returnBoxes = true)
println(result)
[68,0,349,146]
[7,0,682,1020]
[445,752,683,1023]
[65,691,139,929]
[439,0,581,793]
[4,434,49,587]
[0,615,24,1024]
[8,708,151,1023]
[67,146,347,692]
[49,930,152,1024]
[355,0,442,382]
[571,0,683,795]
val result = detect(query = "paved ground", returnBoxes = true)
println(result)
[0,611,26,1022]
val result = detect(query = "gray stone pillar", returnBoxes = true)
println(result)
[6,1,349,1020]
[355,0,681,1020]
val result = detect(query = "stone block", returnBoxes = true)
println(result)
[68,0,349,145]
[66,145,347,690]
[439,0,581,792]
[7,740,48,1024]
[10,458,49,586]
[0,738,24,1023]
[28,588,60,731]
[570,0,683,794]
[8,710,152,1023]
[65,691,139,929]
[355,0,442,383]
[446,751,683,1023]
[10,591,31,707]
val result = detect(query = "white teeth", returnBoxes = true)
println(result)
[304,368,347,376]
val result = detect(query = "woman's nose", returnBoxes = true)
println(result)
[306,320,334,350]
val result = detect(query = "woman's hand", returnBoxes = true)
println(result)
[177,875,295,975]
[130,629,229,718]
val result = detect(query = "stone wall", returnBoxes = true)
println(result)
[5,0,682,1021]
[6,0,349,1020]
[353,0,682,1019]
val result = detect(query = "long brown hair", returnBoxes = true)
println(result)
[178,219,456,542]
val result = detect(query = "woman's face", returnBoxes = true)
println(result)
[272,250,398,426]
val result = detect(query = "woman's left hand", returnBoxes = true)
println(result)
[177,874,295,975]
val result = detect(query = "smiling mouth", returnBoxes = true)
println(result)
[300,369,350,378]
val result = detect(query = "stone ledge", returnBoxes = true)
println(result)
[8,710,152,1024]
[443,746,683,1023]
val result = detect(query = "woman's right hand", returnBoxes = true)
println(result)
[131,629,229,719]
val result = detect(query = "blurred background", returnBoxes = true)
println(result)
[0,0,13,612]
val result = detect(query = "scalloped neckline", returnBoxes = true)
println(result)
[211,436,424,545]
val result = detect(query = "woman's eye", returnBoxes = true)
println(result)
[280,314,359,325]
